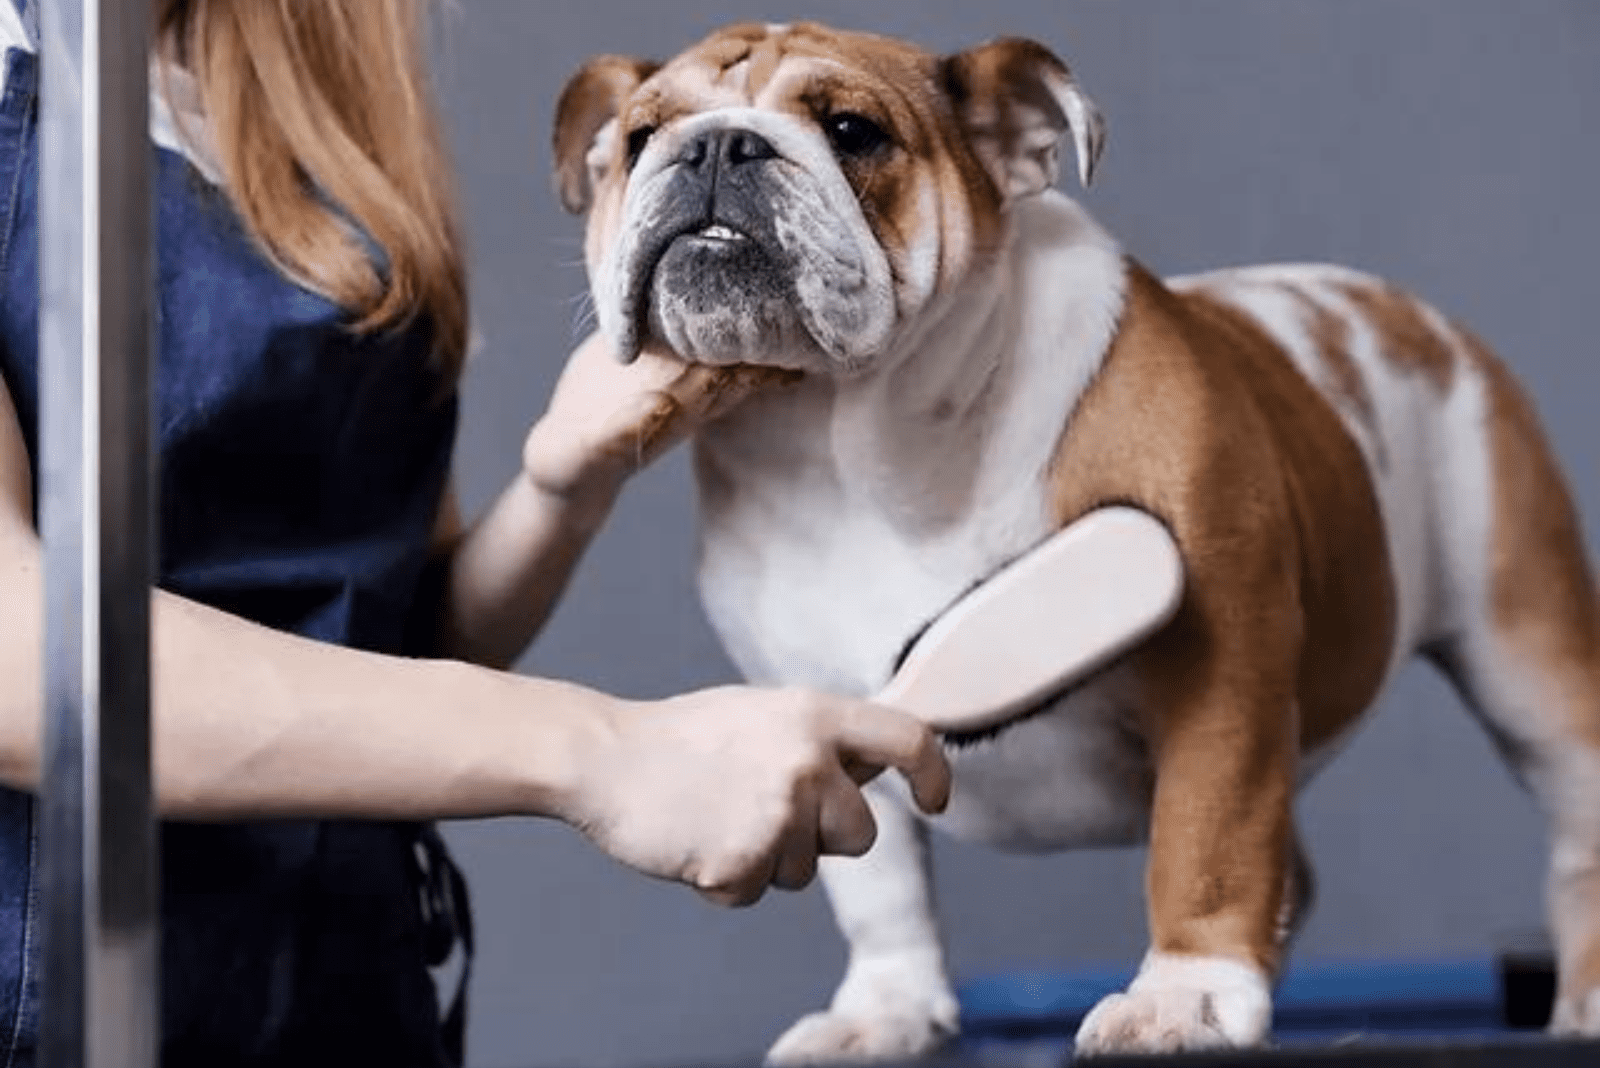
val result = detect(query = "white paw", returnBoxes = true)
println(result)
[1550,987,1600,1037]
[766,961,958,1066]
[1074,952,1272,1057]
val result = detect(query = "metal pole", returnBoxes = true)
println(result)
[37,0,159,1064]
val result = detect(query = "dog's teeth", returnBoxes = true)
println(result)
[702,224,744,241]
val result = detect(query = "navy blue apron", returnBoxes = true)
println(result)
[0,12,472,1065]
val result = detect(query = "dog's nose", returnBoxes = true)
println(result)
[681,128,778,171]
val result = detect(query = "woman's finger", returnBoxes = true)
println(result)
[832,702,952,816]
[771,804,822,891]
[770,773,822,890]
[816,763,878,858]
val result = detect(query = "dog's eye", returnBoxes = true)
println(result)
[824,113,889,157]
[625,125,657,167]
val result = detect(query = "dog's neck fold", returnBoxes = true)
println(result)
[820,193,1129,536]
[697,193,1127,544]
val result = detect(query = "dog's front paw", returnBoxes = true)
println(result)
[1550,987,1600,1037]
[766,960,958,1065]
[1074,953,1271,1057]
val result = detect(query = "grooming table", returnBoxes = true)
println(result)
[942,952,1600,1066]
[627,956,1598,1068]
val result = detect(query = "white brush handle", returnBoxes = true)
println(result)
[877,507,1184,733]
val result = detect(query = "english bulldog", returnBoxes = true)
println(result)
[551,20,1600,1059]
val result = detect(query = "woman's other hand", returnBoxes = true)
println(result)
[560,686,951,906]
[522,333,799,505]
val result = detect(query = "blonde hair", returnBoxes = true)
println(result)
[158,0,468,379]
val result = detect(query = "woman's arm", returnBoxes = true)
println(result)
[0,372,601,820]
[0,374,946,904]
[431,332,796,667]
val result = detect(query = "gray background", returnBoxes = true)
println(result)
[427,3,1600,1066]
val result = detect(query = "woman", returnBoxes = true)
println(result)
[0,1,949,1065]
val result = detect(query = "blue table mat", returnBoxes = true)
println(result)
[956,956,1514,1054]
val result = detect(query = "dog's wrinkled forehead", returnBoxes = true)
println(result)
[629,23,942,138]
[555,21,1105,222]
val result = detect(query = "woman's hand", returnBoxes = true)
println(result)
[522,333,799,507]
[433,336,797,669]
[560,686,951,906]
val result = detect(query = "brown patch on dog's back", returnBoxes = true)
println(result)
[1338,281,1457,391]
[1287,285,1380,446]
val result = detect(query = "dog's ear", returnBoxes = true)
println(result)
[552,55,660,214]
[939,38,1106,199]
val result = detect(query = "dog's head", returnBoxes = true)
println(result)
[553,21,1104,374]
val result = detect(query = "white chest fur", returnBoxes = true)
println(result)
[692,194,1145,850]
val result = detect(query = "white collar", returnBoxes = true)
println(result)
[149,59,225,187]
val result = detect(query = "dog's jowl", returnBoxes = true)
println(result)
[553,20,1600,1060]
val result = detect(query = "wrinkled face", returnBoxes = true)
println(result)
[553,22,1104,372]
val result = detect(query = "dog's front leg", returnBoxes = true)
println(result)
[1075,603,1298,1056]
[766,778,958,1064]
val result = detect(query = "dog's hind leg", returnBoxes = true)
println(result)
[1423,340,1600,1037]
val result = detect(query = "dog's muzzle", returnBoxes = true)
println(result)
[611,125,807,362]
